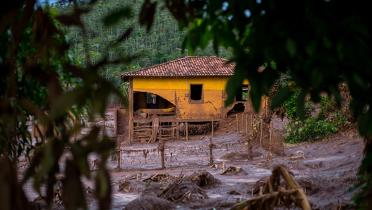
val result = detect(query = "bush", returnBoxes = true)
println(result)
[285,118,338,143]
[283,90,311,119]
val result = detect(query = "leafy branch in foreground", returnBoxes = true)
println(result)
[0,0,137,209]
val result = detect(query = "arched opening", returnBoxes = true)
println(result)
[133,91,176,117]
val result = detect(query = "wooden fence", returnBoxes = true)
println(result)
[235,112,284,156]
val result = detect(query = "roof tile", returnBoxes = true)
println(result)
[121,56,234,79]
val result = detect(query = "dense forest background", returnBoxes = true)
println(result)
[61,0,231,88]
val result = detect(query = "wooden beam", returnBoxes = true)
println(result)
[128,79,133,144]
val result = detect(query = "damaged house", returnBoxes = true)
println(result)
[121,56,249,143]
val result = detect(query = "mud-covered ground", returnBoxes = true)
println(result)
[21,117,363,210]
[107,126,363,210]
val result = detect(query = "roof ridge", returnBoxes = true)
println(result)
[121,56,234,79]
[122,56,226,76]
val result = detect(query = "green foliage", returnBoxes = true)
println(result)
[283,90,311,120]
[283,93,298,120]
[284,95,347,143]
[285,118,338,143]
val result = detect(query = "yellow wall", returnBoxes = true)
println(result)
[133,77,228,90]
[132,77,228,119]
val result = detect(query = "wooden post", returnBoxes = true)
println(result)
[260,117,263,147]
[159,138,165,169]
[209,137,214,165]
[186,121,189,141]
[117,149,121,169]
[236,114,239,132]
[128,79,133,144]
[176,120,179,140]
[241,113,244,134]
[245,113,248,135]
[269,121,272,153]
[211,119,214,137]
[251,114,254,137]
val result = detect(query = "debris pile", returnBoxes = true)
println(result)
[118,180,134,193]
[143,173,176,183]
[123,195,175,210]
[158,178,208,202]
[154,171,220,203]
[221,166,248,176]
[185,170,220,187]
[179,122,219,135]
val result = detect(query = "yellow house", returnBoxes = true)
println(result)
[121,56,248,142]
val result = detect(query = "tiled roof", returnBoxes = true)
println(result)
[121,56,234,79]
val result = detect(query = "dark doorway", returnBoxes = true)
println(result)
[235,85,249,101]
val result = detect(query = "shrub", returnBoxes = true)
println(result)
[285,118,338,143]
[283,90,311,119]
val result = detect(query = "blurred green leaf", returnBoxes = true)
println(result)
[270,87,293,109]
[286,38,296,58]
[62,160,87,210]
[296,90,306,119]
[139,0,157,31]
[95,168,111,210]
[103,6,132,26]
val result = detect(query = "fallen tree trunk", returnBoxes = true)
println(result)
[231,165,311,210]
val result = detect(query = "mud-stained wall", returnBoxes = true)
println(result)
[133,77,228,119]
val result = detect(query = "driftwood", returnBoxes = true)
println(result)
[231,165,311,210]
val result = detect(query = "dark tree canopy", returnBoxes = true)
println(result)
[0,0,130,209]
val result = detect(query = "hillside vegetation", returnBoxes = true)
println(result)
[64,0,231,87]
